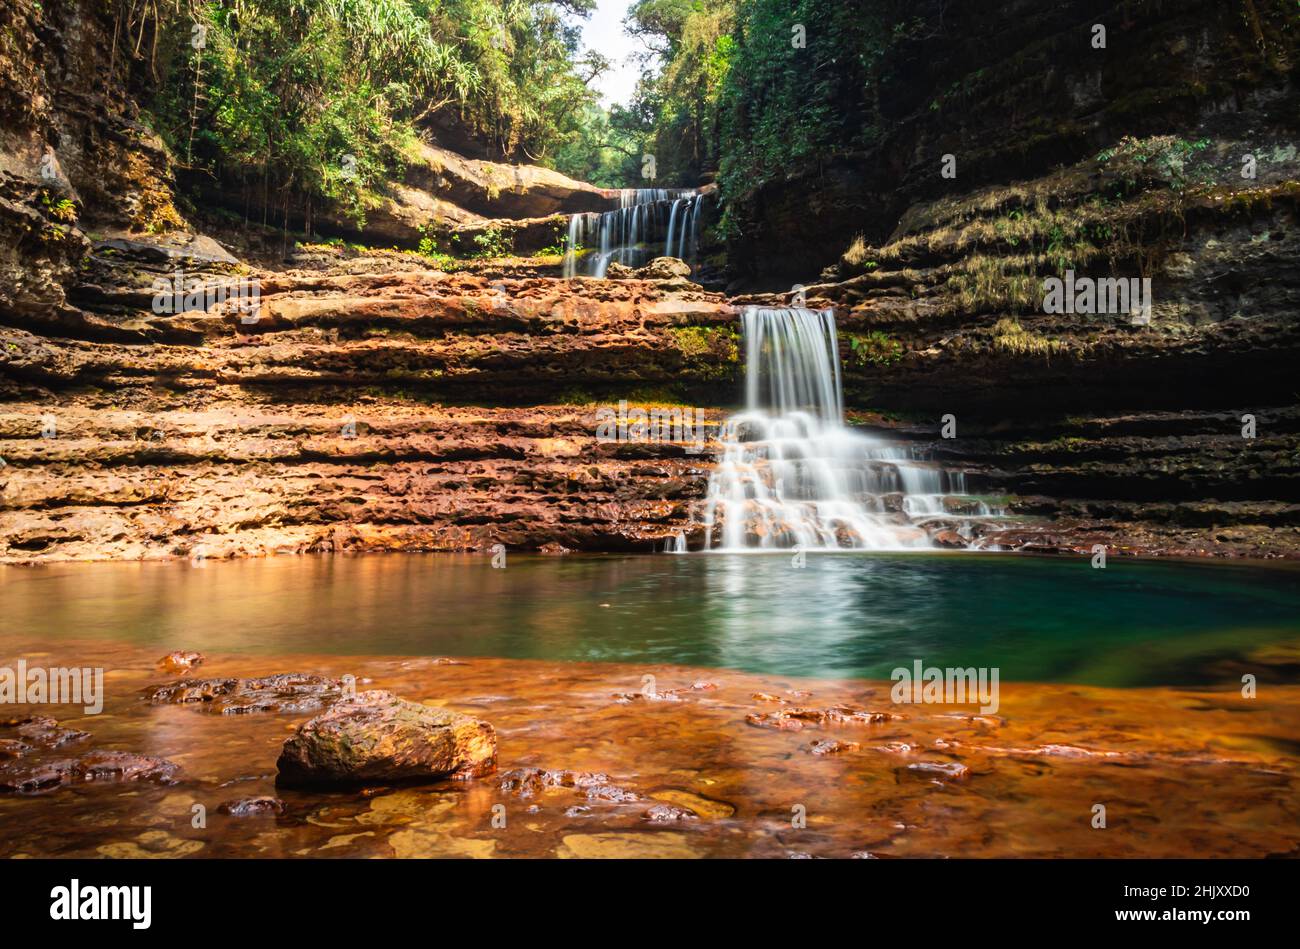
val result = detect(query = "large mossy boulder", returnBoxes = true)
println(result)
[276,691,497,787]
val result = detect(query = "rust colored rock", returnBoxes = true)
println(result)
[809,739,861,756]
[904,760,970,781]
[499,767,608,797]
[9,716,90,748]
[72,750,181,784]
[145,673,343,714]
[746,704,896,730]
[276,690,497,787]
[0,750,179,794]
[218,796,286,816]
[643,803,698,822]
[929,529,967,549]
[745,711,805,730]
[825,706,896,725]
[157,650,205,674]
[0,739,31,759]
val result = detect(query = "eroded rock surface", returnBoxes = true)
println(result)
[146,674,344,715]
[0,750,179,794]
[276,690,497,787]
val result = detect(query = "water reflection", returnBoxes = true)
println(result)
[2,553,1298,686]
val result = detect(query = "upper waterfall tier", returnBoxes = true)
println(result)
[563,189,705,278]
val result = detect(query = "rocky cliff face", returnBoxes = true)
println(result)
[1,0,1297,563]
[719,0,1300,559]
[0,242,736,562]
[181,139,611,256]
[730,143,1300,557]
[0,0,184,321]
[726,0,1298,283]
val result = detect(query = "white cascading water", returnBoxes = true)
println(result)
[564,189,705,278]
[699,307,1000,551]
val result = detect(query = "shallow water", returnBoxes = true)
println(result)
[0,645,1297,859]
[2,552,1299,859]
[4,553,1299,686]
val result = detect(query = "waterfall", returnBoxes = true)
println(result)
[699,307,1002,552]
[563,188,704,278]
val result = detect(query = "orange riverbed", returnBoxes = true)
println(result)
[1,640,1298,858]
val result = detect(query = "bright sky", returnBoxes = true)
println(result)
[579,0,653,107]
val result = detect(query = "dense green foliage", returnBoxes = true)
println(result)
[624,0,735,186]
[129,0,917,227]
[547,100,644,187]
[717,0,904,205]
[626,0,909,201]
[145,0,612,223]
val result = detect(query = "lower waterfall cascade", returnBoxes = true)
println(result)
[696,306,1006,552]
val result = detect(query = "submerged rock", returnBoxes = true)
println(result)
[643,803,698,822]
[219,796,287,816]
[7,716,90,749]
[145,673,344,714]
[809,739,861,756]
[0,750,180,794]
[276,691,497,788]
[903,760,970,782]
[648,789,736,819]
[157,650,205,674]
[499,768,609,798]
[745,705,897,730]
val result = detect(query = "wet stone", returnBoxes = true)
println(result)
[643,803,698,822]
[0,760,69,793]
[276,690,497,788]
[219,796,287,816]
[612,681,718,703]
[809,739,861,756]
[904,760,971,782]
[0,750,180,794]
[73,750,181,784]
[499,768,610,797]
[157,651,205,674]
[9,716,90,749]
[145,673,344,715]
[585,784,640,803]
[0,739,31,759]
[746,705,897,730]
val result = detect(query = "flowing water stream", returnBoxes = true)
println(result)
[563,188,706,278]
[701,307,1003,551]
